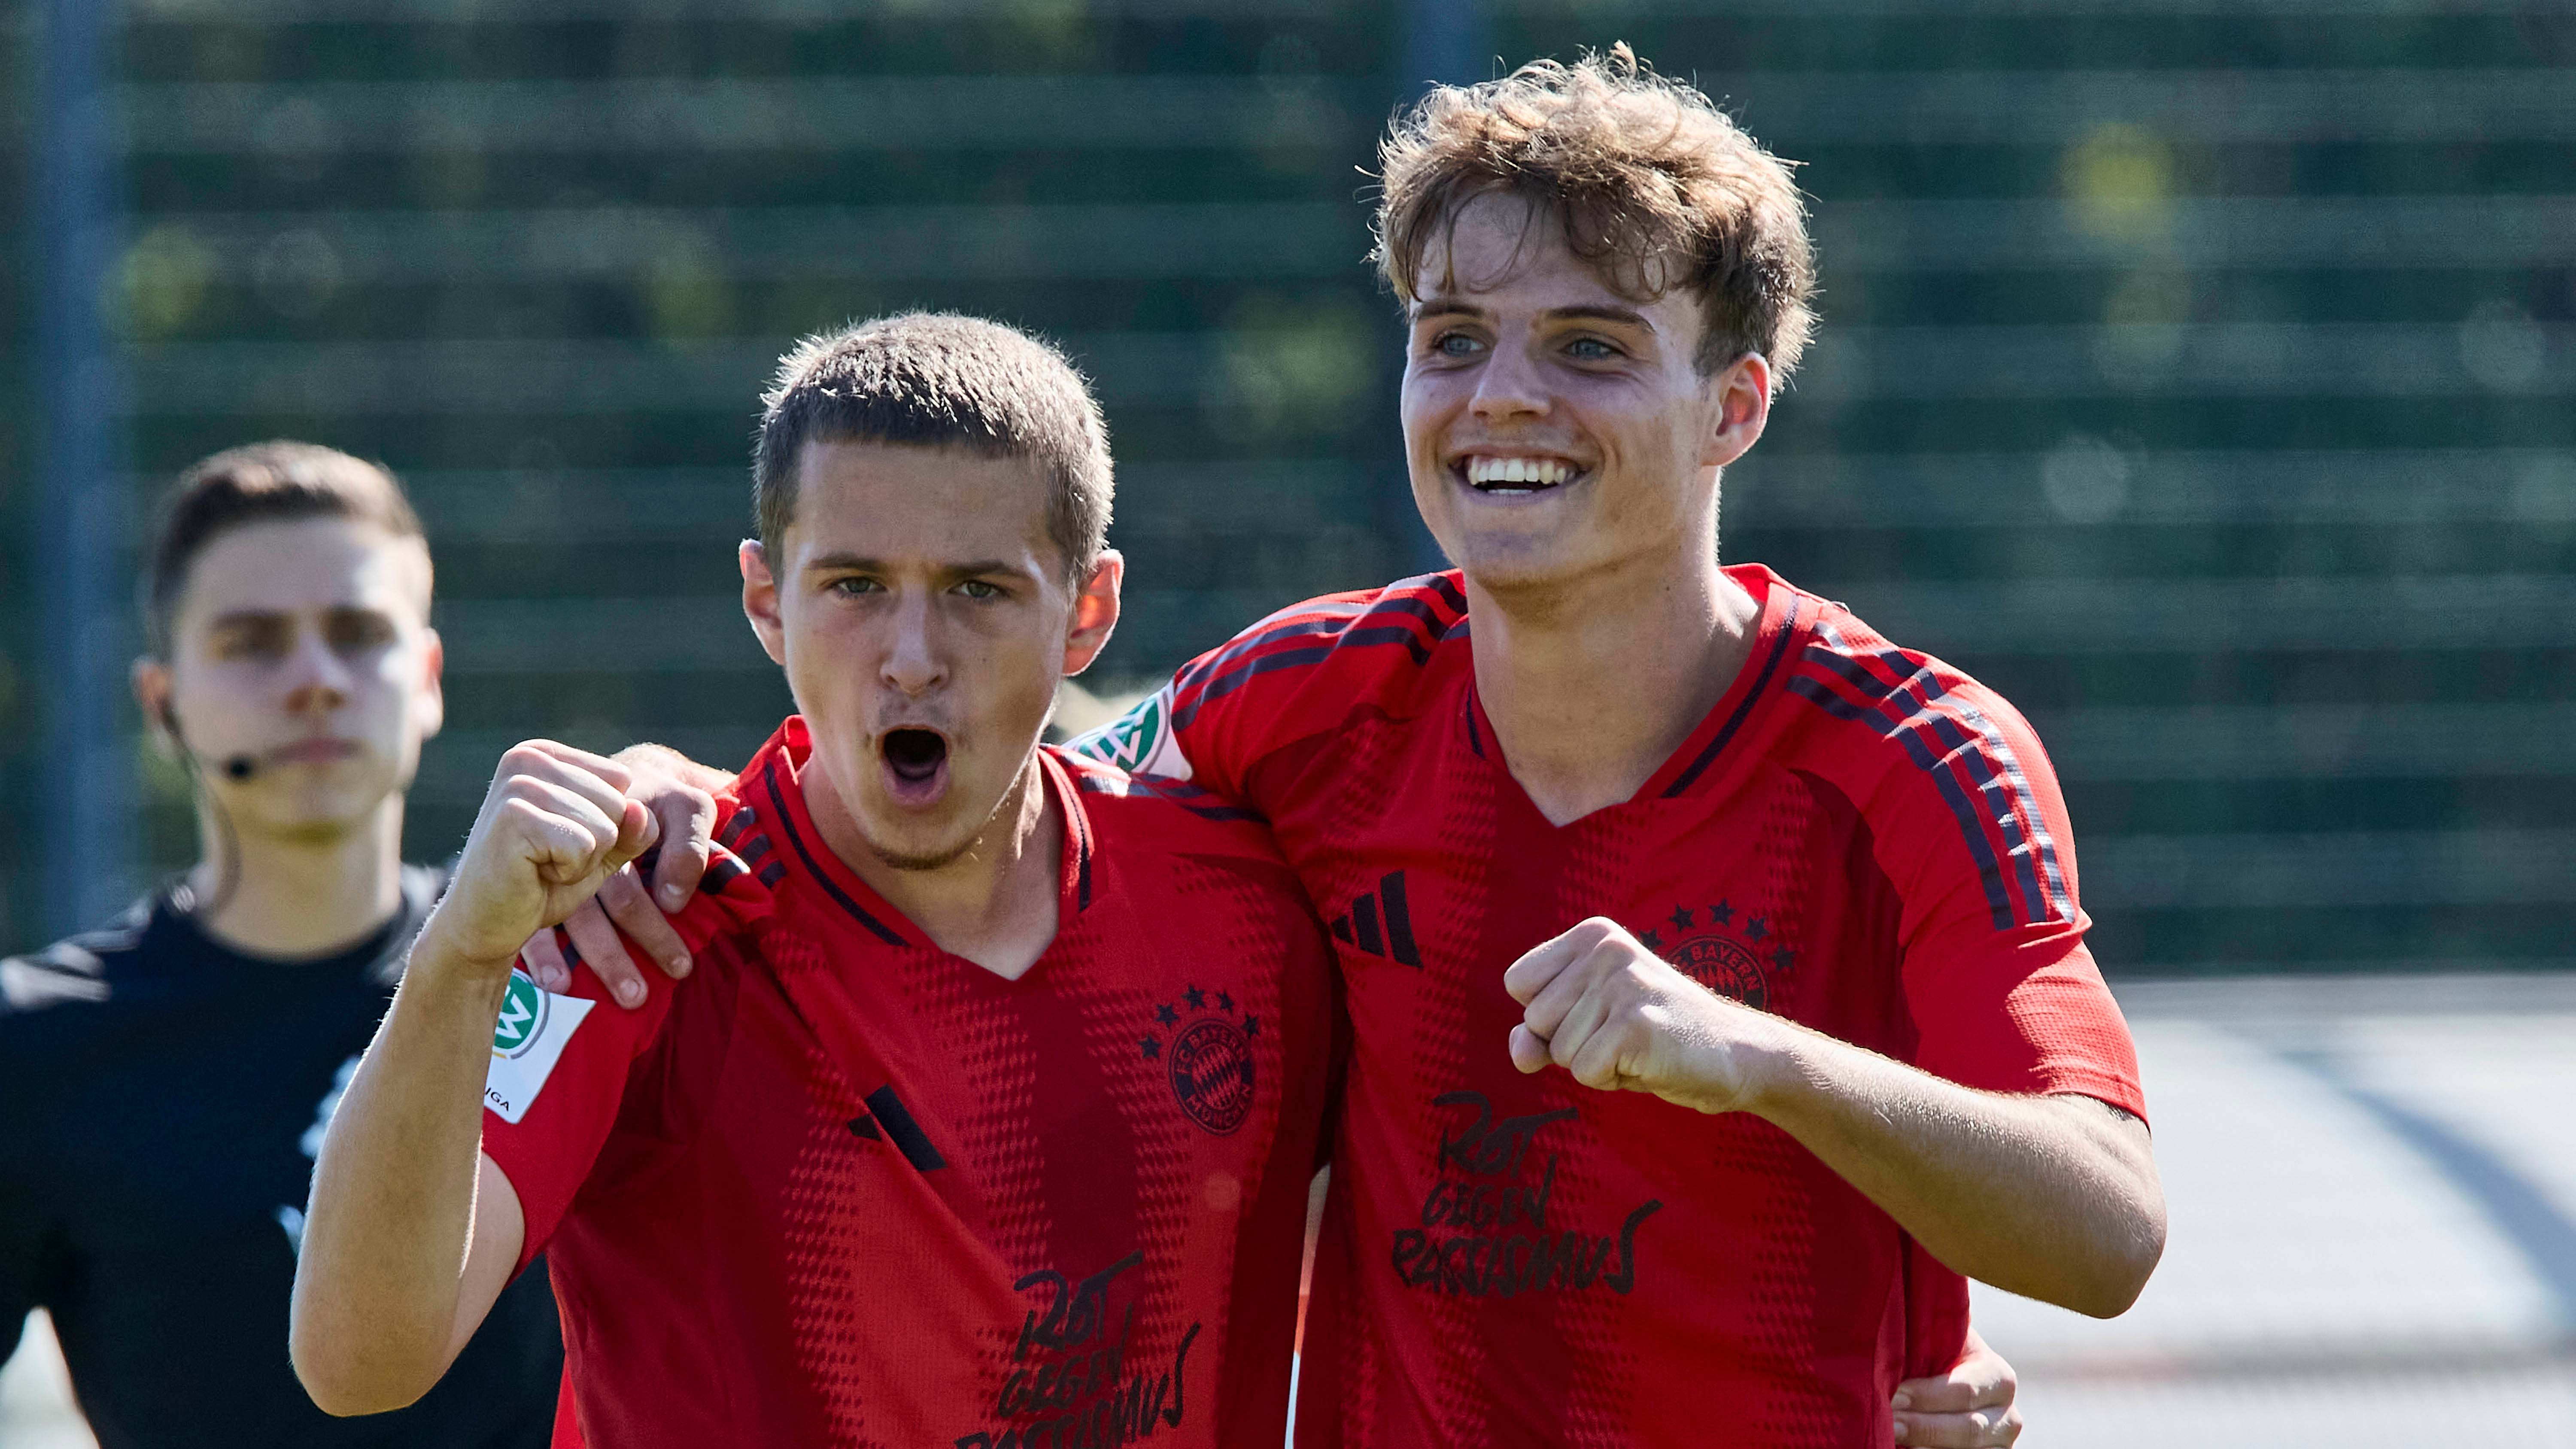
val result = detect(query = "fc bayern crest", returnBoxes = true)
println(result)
[1637,899,1797,1013]
[1139,985,1260,1136]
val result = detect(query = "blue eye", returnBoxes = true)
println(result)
[829,577,881,597]
[957,580,1001,600]
[1566,337,1618,360]
[1434,332,1483,358]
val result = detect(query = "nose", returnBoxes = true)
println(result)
[280,623,353,717]
[1469,329,1550,424]
[879,592,949,698]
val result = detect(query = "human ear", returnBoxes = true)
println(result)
[1702,352,1773,469]
[740,540,788,667]
[415,627,447,742]
[132,657,180,760]
[1062,550,1124,677]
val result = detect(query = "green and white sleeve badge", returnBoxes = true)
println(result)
[483,968,595,1124]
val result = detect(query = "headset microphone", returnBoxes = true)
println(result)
[223,755,258,781]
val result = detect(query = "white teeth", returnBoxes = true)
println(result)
[1465,456,1576,488]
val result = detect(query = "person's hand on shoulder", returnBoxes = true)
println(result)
[421,741,659,979]
[519,743,735,1008]
[1892,1329,2022,1446]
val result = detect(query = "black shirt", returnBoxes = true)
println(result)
[0,868,562,1448]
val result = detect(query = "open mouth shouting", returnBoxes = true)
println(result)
[1457,453,1586,497]
[878,727,952,808]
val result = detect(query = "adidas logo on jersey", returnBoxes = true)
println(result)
[1329,871,1422,968]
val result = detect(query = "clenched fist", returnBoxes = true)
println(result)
[1502,917,1788,1115]
[420,741,660,973]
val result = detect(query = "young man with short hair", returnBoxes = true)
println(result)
[1066,49,2163,1447]
[290,315,1337,1448]
[0,443,565,1446]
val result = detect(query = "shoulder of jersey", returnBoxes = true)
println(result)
[1168,571,1471,735]
[681,784,789,930]
[1777,592,2077,929]
[1053,746,1273,844]
[0,894,153,1015]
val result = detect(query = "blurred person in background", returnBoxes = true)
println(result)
[0,443,662,1447]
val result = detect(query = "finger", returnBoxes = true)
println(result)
[511,751,639,845]
[643,785,716,910]
[495,795,622,890]
[562,897,651,1009]
[598,864,693,980]
[1507,1022,1553,1074]
[515,738,635,794]
[1548,966,1619,1070]
[1563,1013,1632,1091]
[1892,1406,2015,1448]
[609,796,658,873]
[1519,947,1598,1042]
[1892,1375,1980,1416]
[1500,931,1586,1005]
[505,780,625,879]
[519,927,571,995]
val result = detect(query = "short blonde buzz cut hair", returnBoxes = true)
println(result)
[1374,43,1818,386]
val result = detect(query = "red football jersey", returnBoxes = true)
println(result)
[479,718,1334,1449]
[1072,564,2146,1448]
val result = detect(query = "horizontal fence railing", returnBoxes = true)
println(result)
[1835,574,2576,653]
[1734,449,2576,528]
[2081,828,2576,908]
[109,0,2576,19]
[2023,704,2576,780]
[112,70,2576,155]
[113,194,2576,283]
[119,321,2576,414]
[120,76,1370,154]
[125,204,1370,282]
[400,460,1377,541]
[420,577,2576,671]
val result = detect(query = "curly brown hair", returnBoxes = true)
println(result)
[1374,43,1817,384]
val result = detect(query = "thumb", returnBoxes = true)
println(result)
[1507,1022,1553,1074]
[608,797,656,872]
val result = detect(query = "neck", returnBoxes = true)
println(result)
[189,797,408,958]
[1469,533,1761,826]
[808,753,1063,981]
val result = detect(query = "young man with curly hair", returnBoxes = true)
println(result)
[1069,47,2164,1447]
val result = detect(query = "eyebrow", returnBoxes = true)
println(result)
[1409,298,1657,331]
[205,610,292,631]
[804,553,1031,578]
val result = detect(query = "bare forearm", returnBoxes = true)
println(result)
[1747,1027,2164,1317]
[291,930,513,1413]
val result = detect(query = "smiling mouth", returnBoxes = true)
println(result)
[879,728,951,807]
[1458,455,1586,496]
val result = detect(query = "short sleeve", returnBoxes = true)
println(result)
[479,948,678,1277]
[1065,578,1468,803]
[1876,693,2148,1122]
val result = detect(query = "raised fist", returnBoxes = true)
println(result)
[425,741,659,972]
[1502,916,1784,1115]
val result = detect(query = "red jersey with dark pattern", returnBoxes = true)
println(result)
[478,718,1334,1449]
[1069,564,2146,1449]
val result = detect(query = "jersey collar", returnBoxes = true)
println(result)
[748,717,1097,954]
[1458,562,1811,811]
